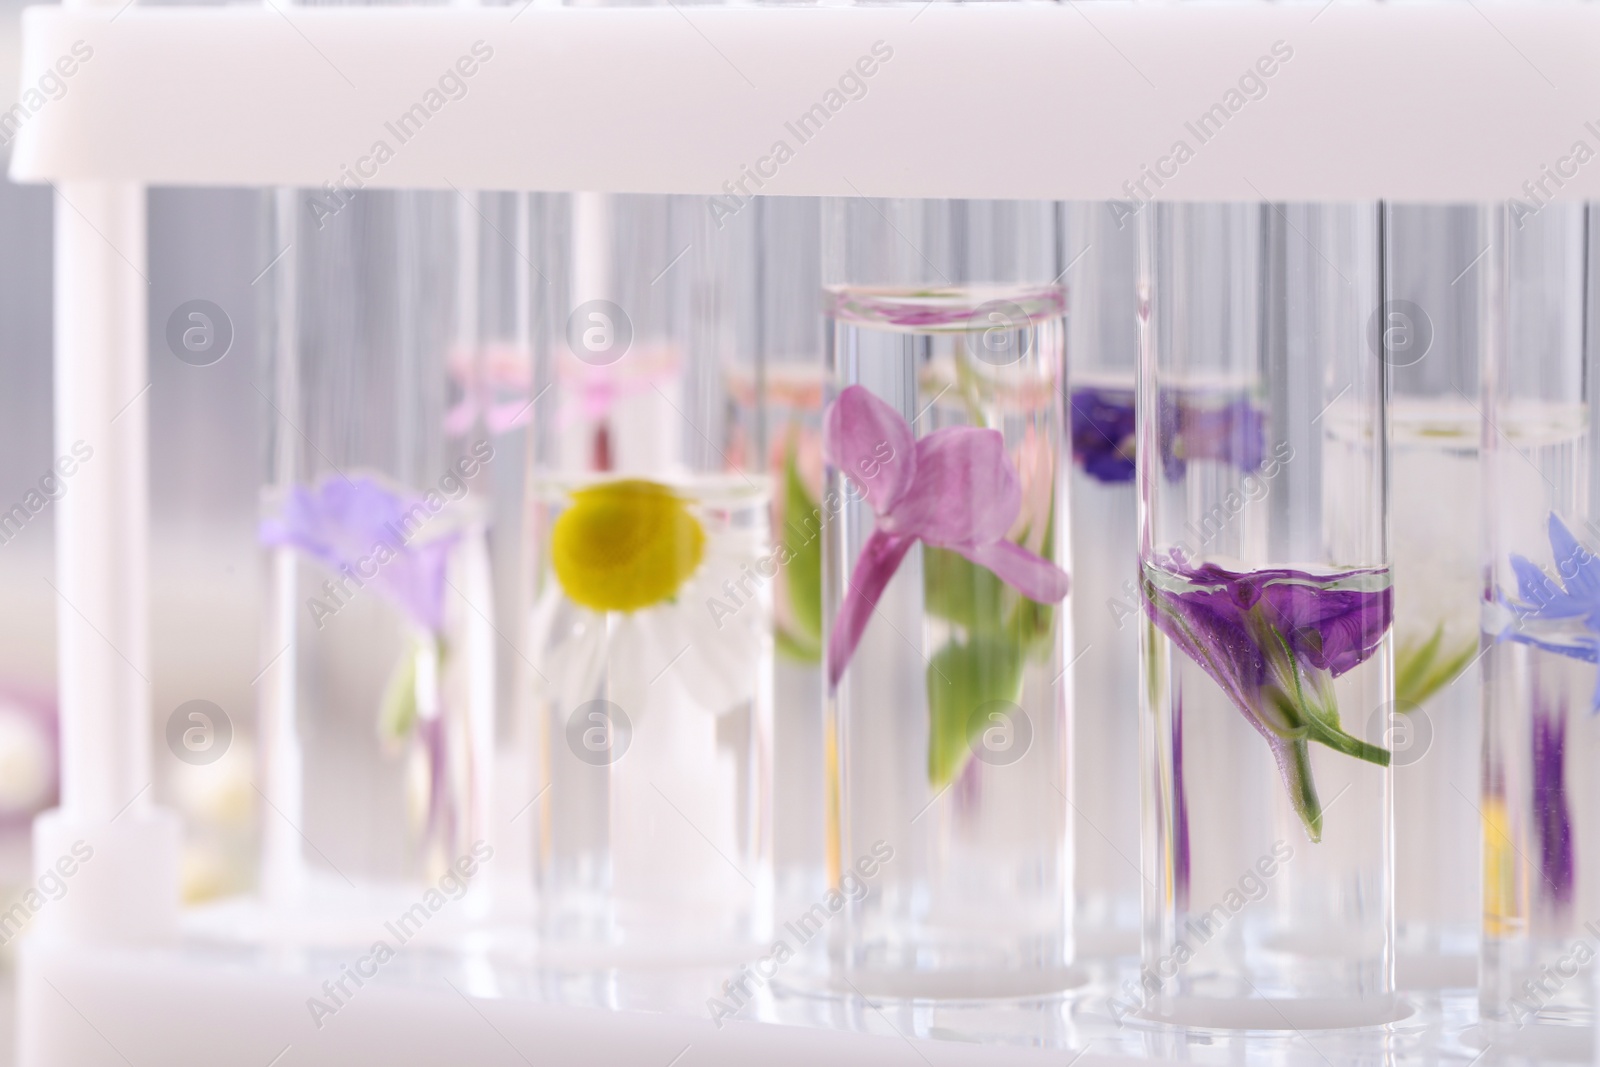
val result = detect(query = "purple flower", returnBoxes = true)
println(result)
[260,476,460,635]
[1143,550,1392,841]
[824,385,1071,690]
[1531,698,1575,907]
[1502,513,1600,711]
[1159,391,1266,480]
[1070,387,1266,485]
[1069,387,1136,484]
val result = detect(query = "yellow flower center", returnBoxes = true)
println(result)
[551,479,706,613]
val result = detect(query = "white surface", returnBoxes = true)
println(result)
[10,904,1495,1067]
[13,939,1085,1067]
[9,2,1600,200]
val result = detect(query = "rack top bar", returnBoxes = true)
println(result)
[10,2,1600,202]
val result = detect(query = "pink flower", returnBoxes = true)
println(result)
[558,343,682,429]
[444,342,534,438]
[1008,425,1055,556]
[824,385,1071,690]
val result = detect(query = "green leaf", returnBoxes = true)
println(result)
[920,478,1058,785]
[1006,588,1056,656]
[926,635,1024,787]
[923,546,1008,632]
[1395,625,1444,701]
[1004,495,1057,654]
[1396,623,1478,709]
[780,436,824,656]
[774,625,821,664]
[379,643,420,743]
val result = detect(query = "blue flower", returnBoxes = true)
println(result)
[1501,513,1600,710]
[260,476,460,635]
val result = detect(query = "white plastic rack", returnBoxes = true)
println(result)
[9,2,1600,1064]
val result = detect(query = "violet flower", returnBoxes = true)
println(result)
[1069,387,1137,484]
[1501,512,1600,711]
[1142,550,1392,842]
[1159,390,1266,481]
[260,475,460,635]
[825,385,1071,689]
[1069,387,1266,486]
[1531,699,1575,907]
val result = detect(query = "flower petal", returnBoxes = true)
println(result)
[381,534,459,635]
[1143,569,1268,727]
[888,426,1019,548]
[258,485,316,552]
[1548,512,1600,601]
[1509,554,1576,617]
[1258,580,1392,678]
[1159,388,1267,480]
[1070,387,1137,484]
[827,529,915,690]
[259,475,459,634]
[1502,627,1600,664]
[955,539,1070,604]
[823,385,916,515]
[486,399,533,435]
[1168,558,1389,679]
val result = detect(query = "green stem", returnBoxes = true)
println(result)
[1287,740,1323,843]
[1304,715,1391,766]
[1263,622,1389,766]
